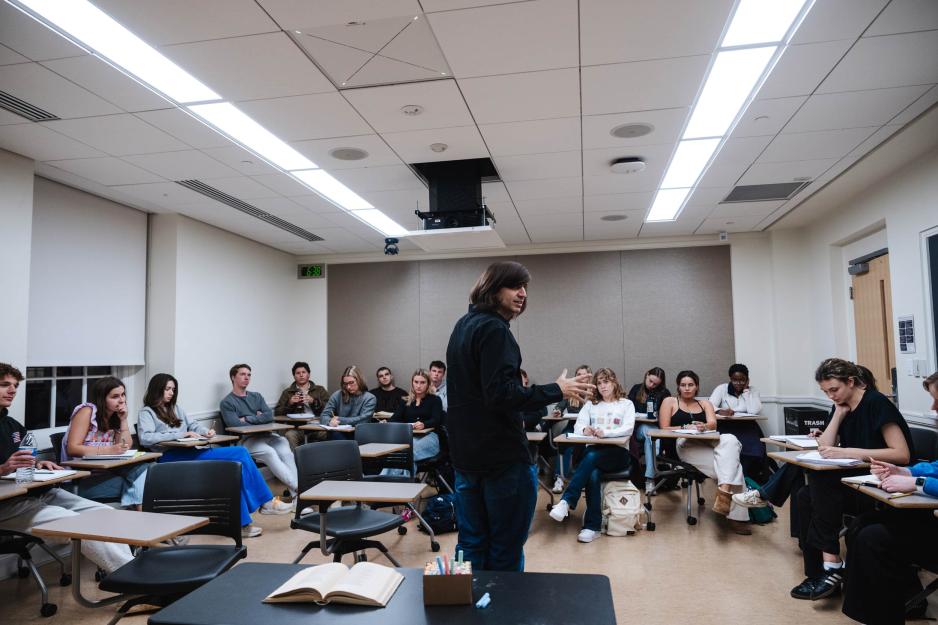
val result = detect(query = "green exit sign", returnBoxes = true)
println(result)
[297,264,325,279]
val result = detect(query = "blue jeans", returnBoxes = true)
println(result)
[78,462,148,507]
[633,423,659,479]
[454,462,537,571]
[561,446,630,531]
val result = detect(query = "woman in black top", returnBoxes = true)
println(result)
[788,358,913,602]
[628,367,671,492]
[390,369,443,462]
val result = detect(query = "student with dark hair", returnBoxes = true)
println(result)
[628,367,671,493]
[446,260,593,571]
[428,360,448,411]
[138,373,291,538]
[274,361,330,448]
[62,376,148,508]
[709,363,762,416]
[320,365,376,437]
[372,366,408,414]
[219,364,298,497]
[658,370,751,534]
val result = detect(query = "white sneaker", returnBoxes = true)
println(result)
[732,489,769,509]
[577,528,600,543]
[548,500,569,522]
[645,482,656,496]
[552,477,564,493]
[260,497,293,515]
[300,506,315,516]
[241,524,263,538]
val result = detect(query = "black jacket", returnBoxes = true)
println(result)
[0,410,27,464]
[445,305,562,473]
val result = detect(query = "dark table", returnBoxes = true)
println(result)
[149,562,616,625]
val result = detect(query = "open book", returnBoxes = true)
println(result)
[796,451,863,466]
[285,413,316,420]
[264,562,403,607]
[673,428,713,435]
[373,411,394,419]
[769,435,819,449]
[841,473,881,487]
[2,469,77,482]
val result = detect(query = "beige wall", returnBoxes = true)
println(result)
[328,246,735,396]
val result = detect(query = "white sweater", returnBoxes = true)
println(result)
[573,398,635,438]
[708,383,762,414]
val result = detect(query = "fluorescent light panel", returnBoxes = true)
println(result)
[351,209,408,237]
[291,169,373,211]
[660,138,720,189]
[14,0,219,103]
[188,103,317,171]
[722,0,810,47]
[646,189,691,222]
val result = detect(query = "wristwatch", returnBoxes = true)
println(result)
[915,476,927,495]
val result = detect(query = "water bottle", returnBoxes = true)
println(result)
[646,400,655,418]
[16,432,36,484]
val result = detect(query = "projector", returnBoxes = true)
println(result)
[415,204,494,230]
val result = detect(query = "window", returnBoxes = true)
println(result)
[24,366,114,431]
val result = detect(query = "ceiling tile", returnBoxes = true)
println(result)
[133,109,231,149]
[582,142,673,193]
[737,158,837,186]
[494,151,581,182]
[584,192,654,213]
[201,176,282,200]
[759,127,876,163]
[515,196,582,216]
[330,164,425,192]
[866,0,938,36]
[0,43,29,65]
[481,181,510,203]
[791,0,888,44]
[108,181,221,207]
[161,33,335,101]
[199,145,281,176]
[696,135,773,188]
[582,55,710,115]
[507,176,581,200]
[124,150,242,180]
[382,125,488,162]
[291,193,348,213]
[733,97,807,137]
[522,212,582,243]
[312,226,381,251]
[846,123,903,158]
[256,0,422,30]
[422,0,508,10]
[584,211,644,241]
[480,117,581,157]
[291,134,404,170]
[0,123,105,161]
[708,200,785,220]
[376,16,449,72]
[252,172,317,196]
[343,79,473,133]
[458,69,580,124]
[427,0,578,78]
[290,35,373,85]
[45,114,189,156]
[490,208,531,245]
[0,63,122,119]
[299,16,413,54]
[818,30,938,93]
[696,215,765,234]
[93,0,279,46]
[44,157,165,186]
[0,3,86,61]
[345,55,444,87]
[364,187,430,214]
[40,56,170,113]
[890,85,938,125]
[685,187,733,208]
[638,215,706,237]
[758,40,853,99]
[580,0,732,65]
[785,85,930,132]
[582,107,688,151]
[237,93,371,141]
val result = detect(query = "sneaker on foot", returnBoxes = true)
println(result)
[732,489,769,509]
[161,535,189,546]
[549,500,570,522]
[645,482,656,496]
[552,476,564,494]
[790,576,818,600]
[241,524,263,538]
[260,497,293,515]
[577,528,600,543]
[811,568,844,600]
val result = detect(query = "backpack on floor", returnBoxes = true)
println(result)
[419,493,458,534]
[601,480,646,536]
[745,476,777,524]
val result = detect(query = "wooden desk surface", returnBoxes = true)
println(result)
[635,417,657,424]
[300,480,427,503]
[273,414,317,423]
[842,480,938,509]
[62,452,162,470]
[768,449,870,471]
[526,431,547,443]
[160,435,240,448]
[373,412,394,420]
[225,423,294,435]
[716,414,767,421]
[542,415,578,422]
[645,428,720,441]
[553,433,629,446]
[0,481,27,500]
[358,442,410,458]
[19,470,91,490]
[31,508,208,546]
[760,437,817,451]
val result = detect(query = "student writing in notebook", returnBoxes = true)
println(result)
[62,377,148,509]
[549,368,634,543]
[627,366,671,495]
[319,366,376,438]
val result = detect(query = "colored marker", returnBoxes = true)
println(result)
[435,556,445,575]
[443,553,450,574]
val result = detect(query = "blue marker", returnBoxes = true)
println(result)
[435,556,445,575]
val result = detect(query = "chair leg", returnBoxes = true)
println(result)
[22,555,54,613]
[293,540,322,564]
[105,596,163,625]
[434,470,454,494]
[36,541,70,580]
[361,540,401,567]
[906,575,938,609]
[407,503,441,552]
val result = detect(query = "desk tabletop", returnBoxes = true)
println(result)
[274,414,318,423]
[31,508,208,546]
[645,429,720,441]
[149,563,617,625]
[841,480,938,509]
[0,481,27,500]
[226,423,294,435]
[760,437,816,451]
[373,412,394,420]
[768,450,870,471]
[542,414,578,422]
[300,480,427,503]
[526,431,547,443]
[413,427,434,435]
[62,452,162,470]
[18,470,91,489]
[298,423,355,433]
[716,414,767,421]
[160,435,240,448]
[635,417,658,424]
[358,442,410,458]
[554,433,629,446]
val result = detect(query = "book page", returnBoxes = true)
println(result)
[327,562,404,607]
[796,451,862,465]
[83,449,138,459]
[264,563,349,603]
[841,473,881,485]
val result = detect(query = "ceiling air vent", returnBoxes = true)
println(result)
[723,181,810,203]
[0,90,60,122]
[175,180,324,242]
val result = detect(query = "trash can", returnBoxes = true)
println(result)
[783,406,829,435]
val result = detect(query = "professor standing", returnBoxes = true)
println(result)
[445,261,592,571]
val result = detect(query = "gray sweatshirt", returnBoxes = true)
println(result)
[219,391,273,427]
[137,405,210,452]
[319,390,376,426]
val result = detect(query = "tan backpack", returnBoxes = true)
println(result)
[601,480,646,536]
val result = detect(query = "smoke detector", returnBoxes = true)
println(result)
[429,142,448,153]
[609,157,646,174]
[401,105,424,116]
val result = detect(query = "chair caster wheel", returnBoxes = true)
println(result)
[94,570,106,582]
[545,503,553,512]
[60,574,72,586]
[646,522,656,531]
[431,542,441,552]
[41,603,57,617]
[645,503,653,511]
[17,567,29,578]
[397,526,407,535]
[687,516,697,525]
[697,497,705,505]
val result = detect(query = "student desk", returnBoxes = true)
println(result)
[413,427,435,436]
[0,481,27,500]
[373,411,394,421]
[274,414,318,423]
[149,562,617,625]
[634,414,658,424]
[225,423,294,435]
[841,480,938,509]
[553,433,630,445]
[767,450,870,471]
[14,470,92,489]
[62,452,162,471]
[160,435,239,449]
[298,423,355,433]
[542,414,578,422]
[760,437,816,451]
[716,414,767,421]
[31,508,208,608]
[358,443,410,458]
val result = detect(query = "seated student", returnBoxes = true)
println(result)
[0,363,134,574]
[627,366,671,494]
[320,365,376,438]
[62,377,148,509]
[219,364,298,498]
[548,368,634,543]
[274,361,330,448]
[138,373,291,538]
[842,371,938,625]
[388,369,443,471]
[709,363,770,480]
[783,358,913,602]
[372,366,408,414]
[520,369,557,488]
[551,365,592,492]
[658,370,751,534]
[428,360,448,412]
